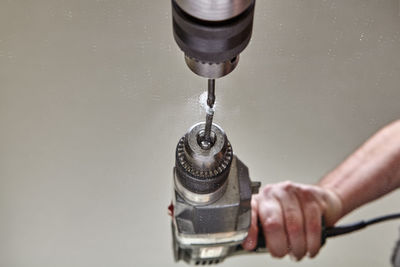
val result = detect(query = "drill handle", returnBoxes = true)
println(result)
[239,217,330,253]
[234,212,400,255]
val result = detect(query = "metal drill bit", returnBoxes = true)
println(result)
[203,111,214,149]
[202,79,215,149]
[207,79,215,108]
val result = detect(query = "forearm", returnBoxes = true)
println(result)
[319,120,400,221]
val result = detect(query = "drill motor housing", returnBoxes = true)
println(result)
[171,123,260,264]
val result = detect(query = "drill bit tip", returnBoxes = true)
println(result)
[207,79,215,109]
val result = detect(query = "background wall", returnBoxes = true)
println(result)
[0,0,399,266]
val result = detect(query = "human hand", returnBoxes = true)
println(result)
[242,181,342,260]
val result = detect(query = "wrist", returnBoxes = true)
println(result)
[319,185,344,226]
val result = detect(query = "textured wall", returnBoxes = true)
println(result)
[0,1,399,266]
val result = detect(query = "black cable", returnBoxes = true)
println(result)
[324,212,400,238]
[366,213,400,225]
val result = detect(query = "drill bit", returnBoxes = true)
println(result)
[207,79,215,109]
[202,79,215,149]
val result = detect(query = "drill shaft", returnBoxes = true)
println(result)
[207,79,215,108]
[203,79,215,148]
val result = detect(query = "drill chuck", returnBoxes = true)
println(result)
[171,0,255,78]
[175,122,233,201]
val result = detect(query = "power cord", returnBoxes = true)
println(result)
[321,212,400,245]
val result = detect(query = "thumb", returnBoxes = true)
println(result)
[242,196,259,250]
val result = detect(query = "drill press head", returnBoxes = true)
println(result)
[171,0,256,79]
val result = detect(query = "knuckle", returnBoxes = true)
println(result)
[308,219,321,234]
[302,189,314,200]
[261,185,273,195]
[281,180,294,190]
[286,221,302,237]
[263,218,283,233]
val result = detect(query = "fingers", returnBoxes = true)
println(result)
[258,189,288,257]
[252,182,333,261]
[242,197,259,250]
[274,182,307,260]
[295,188,322,257]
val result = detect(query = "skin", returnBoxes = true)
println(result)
[242,120,400,260]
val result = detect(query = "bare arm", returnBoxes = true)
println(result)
[243,120,400,260]
[319,120,400,221]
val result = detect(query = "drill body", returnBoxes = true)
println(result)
[171,123,260,264]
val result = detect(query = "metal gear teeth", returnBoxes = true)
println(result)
[176,137,233,179]
[187,56,226,66]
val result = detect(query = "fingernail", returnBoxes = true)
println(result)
[289,253,299,262]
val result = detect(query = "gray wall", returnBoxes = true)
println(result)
[0,0,399,266]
